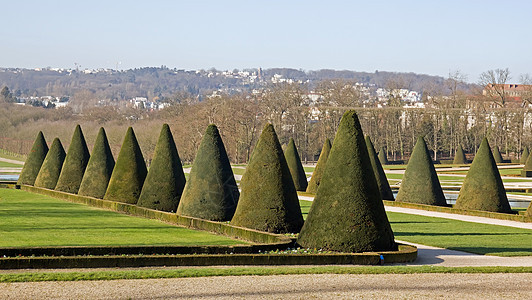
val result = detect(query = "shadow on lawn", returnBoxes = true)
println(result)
[394,232,531,237]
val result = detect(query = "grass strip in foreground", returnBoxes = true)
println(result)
[0,266,530,283]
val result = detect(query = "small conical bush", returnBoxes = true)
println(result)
[231,124,304,233]
[378,146,389,165]
[284,138,308,191]
[366,136,394,200]
[78,127,115,199]
[453,145,467,165]
[523,149,532,173]
[306,138,332,194]
[395,137,447,206]
[520,147,529,164]
[34,138,66,189]
[17,131,48,186]
[455,138,512,213]
[138,124,186,212]
[104,127,147,204]
[526,201,532,217]
[297,110,395,253]
[493,146,503,163]
[177,124,239,220]
[55,125,90,194]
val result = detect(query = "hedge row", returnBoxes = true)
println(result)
[0,244,417,269]
[383,200,532,223]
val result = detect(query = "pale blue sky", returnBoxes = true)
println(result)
[1,0,530,82]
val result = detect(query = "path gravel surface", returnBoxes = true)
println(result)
[1,273,530,299]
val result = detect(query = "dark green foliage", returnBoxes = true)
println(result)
[453,145,467,165]
[520,147,529,164]
[523,149,532,171]
[284,138,308,191]
[306,138,332,194]
[366,136,394,200]
[455,138,512,213]
[34,138,66,189]
[378,146,389,165]
[297,110,395,253]
[493,146,503,163]
[55,125,90,194]
[395,137,447,206]
[138,124,186,212]
[231,124,303,233]
[78,127,115,199]
[104,127,148,204]
[177,124,239,220]
[17,131,48,186]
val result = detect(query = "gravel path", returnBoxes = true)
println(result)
[1,273,530,299]
[0,157,24,165]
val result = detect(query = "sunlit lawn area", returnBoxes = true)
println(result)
[0,189,246,247]
[0,161,23,168]
[299,199,532,257]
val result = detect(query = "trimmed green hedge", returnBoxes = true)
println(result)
[17,131,48,186]
[383,200,531,222]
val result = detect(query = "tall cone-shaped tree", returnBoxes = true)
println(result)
[366,136,394,200]
[520,147,529,164]
[284,138,308,191]
[378,146,389,165]
[297,110,395,253]
[526,201,532,217]
[55,125,90,194]
[395,137,447,206]
[177,124,239,220]
[523,150,532,177]
[493,146,503,163]
[34,138,66,189]
[138,124,186,212]
[306,138,332,194]
[78,127,115,199]
[104,127,147,204]
[455,138,512,213]
[231,124,304,233]
[17,131,48,186]
[453,144,467,165]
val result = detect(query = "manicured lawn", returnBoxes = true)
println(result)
[0,189,246,247]
[230,167,246,175]
[303,166,315,172]
[2,266,531,282]
[299,200,532,256]
[0,161,23,168]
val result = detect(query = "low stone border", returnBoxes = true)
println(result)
[0,244,417,269]
[384,200,532,223]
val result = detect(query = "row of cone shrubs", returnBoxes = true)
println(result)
[17,111,397,253]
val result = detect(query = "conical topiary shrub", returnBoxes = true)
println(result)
[523,150,532,177]
[17,131,48,186]
[137,124,186,212]
[395,137,447,206]
[378,146,389,165]
[231,124,304,233]
[366,136,394,200]
[493,146,503,164]
[520,147,529,164]
[78,127,115,199]
[297,110,395,253]
[526,201,532,217]
[306,138,332,194]
[284,138,308,191]
[55,125,90,194]
[455,138,512,213]
[177,124,239,220]
[34,138,66,190]
[453,144,467,165]
[104,127,148,204]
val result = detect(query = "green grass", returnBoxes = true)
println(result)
[0,161,23,168]
[303,166,315,172]
[0,189,245,247]
[388,212,532,256]
[0,150,26,162]
[298,200,532,257]
[1,266,531,282]
[230,167,246,175]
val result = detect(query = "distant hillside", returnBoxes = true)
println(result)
[0,67,475,101]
